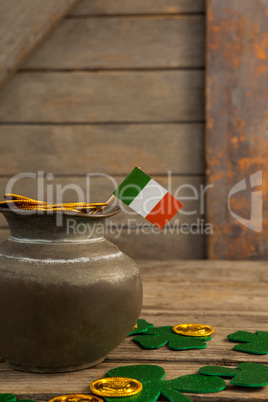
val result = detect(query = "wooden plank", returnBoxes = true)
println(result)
[0,124,205,175]
[140,259,268,283]
[0,176,205,227]
[0,228,205,260]
[0,71,204,122]
[107,230,206,260]
[70,0,205,15]
[0,260,266,400]
[206,0,268,259]
[24,16,205,69]
[0,0,81,89]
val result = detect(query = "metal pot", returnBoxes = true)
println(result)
[0,206,142,373]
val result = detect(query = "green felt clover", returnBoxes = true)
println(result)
[105,365,164,402]
[227,330,268,354]
[160,388,192,402]
[128,319,154,336]
[133,326,212,350]
[104,364,226,402]
[162,374,226,397]
[0,395,35,402]
[199,362,268,387]
[0,396,16,402]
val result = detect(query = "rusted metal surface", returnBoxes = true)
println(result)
[206,0,268,259]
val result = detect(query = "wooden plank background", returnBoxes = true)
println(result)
[23,16,205,69]
[206,0,268,259]
[70,0,206,15]
[0,71,204,122]
[0,0,80,89]
[0,0,206,259]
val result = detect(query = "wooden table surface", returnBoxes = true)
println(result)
[0,260,267,401]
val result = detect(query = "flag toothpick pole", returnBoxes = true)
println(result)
[106,194,116,204]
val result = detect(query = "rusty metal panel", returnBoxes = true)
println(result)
[206,0,268,259]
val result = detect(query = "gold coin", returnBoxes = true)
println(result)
[173,324,214,337]
[133,323,138,330]
[89,377,143,397]
[49,394,103,402]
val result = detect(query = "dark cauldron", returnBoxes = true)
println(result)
[0,206,142,373]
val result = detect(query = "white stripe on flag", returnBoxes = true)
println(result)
[128,179,168,217]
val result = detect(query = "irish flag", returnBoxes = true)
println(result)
[113,167,183,229]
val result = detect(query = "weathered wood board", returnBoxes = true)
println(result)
[0,124,205,175]
[24,16,205,69]
[206,0,268,259]
[0,71,204,122]
[0,260,266,400]
[0,0,81,89]
[109,229,206,260]
[70,0,205,15]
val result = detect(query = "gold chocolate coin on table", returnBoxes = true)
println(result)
[49,394,103,402]
[89,377,143,397]
[173,324,214,337]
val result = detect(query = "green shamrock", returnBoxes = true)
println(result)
[104,364,226,402]
[0,396,16,402]
[227,330,268,354]
[0,396,34,402]
[133,326,212,350]
[199,362,268,387]
[129,319,154,336]
[161,374,226,400]
[106,365,163,402]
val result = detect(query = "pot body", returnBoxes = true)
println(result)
[0,209,142,373]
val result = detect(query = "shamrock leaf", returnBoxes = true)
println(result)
[231,363,268,387]
[104,364,226,402]
[0,396,16,402]
[199,362,268,387]
[227,330,268,354]
[199,366,240,377]
[105,364,164,402]
[0,395,35,402]
[133,326,211,350]
[128,319,154,336]
[161,387,192,402]
[162,374,226,394]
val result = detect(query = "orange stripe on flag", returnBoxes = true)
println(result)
[145,192,183,229]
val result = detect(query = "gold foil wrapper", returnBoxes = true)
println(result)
[49,394,103,402]
[89,376,143,397]
[173,324,214,337]
[0,193,107,214]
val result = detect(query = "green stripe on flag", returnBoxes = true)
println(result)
[113,167,151,206]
